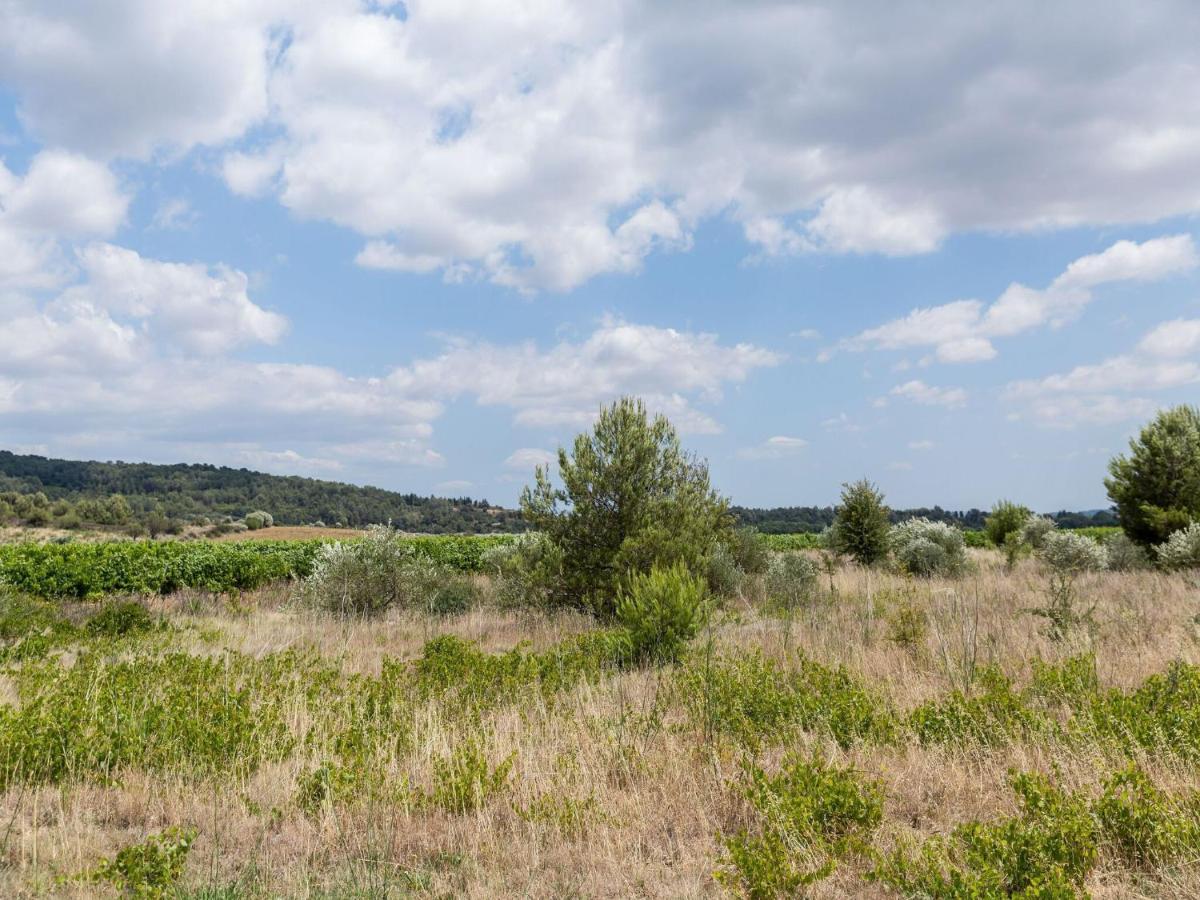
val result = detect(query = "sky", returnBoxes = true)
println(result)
[1,1,1199,511]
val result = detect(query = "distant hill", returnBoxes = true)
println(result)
[0,450,526,533]
[731,504,1117,534]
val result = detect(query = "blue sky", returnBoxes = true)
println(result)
[1,2,1199,511]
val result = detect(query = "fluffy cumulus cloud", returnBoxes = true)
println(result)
[1006,314,1200,427]
[3,2,1200,288]
[844,235,1198,363]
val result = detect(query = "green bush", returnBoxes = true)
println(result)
[985,500,1032,548]
[427,740,514,814]
[764,552,819,612]
[1104,531,1150,571]
[828,480,890,566]
[615,563,709,665]
[728,527,771,576]
[243,510,273,530]
[909,667,1046,747]
[1154,521,1200,570]
[1106,404,1200,547]
[88,826,197,899]
[680,650,897,750]
[890,517,967,578]
[1020,515,1057,550]
[705,542,744,598]
[86,600,156,638]
[719,755,884,897]
[520,397,732,617]
[870,771,1098,898]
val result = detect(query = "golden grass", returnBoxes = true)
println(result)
[3,552,1200,897]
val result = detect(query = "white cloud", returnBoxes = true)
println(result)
[434,479,474,494]
[1004,313,1200,426]
[738,435,808,460]
[1138,318,1200,358]
[504,448,557,470]
[150,198,198,231]
[4,3,1200,288]
[61,244,288,354]
[846,235,1198,363]
[0,150,129,290]
[908,439,935,450]
[887,461,913,471]
[889,380,967,409]
[235,448,344,474]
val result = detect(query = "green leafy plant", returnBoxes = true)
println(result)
[428,740,514,814]
[1106,404,1200,547]
[890,517,968,578]
[986,500,1032,548]
[827,480,890,566]
[85,599,156,638]
[1155,520,1200,570]
[615,563,709,665]
[520,397,732,616]
[718,755,884,898]
[89,826,197,899]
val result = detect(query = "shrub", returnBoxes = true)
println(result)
[985,500,1032,548]
[520,397,732,617]
[427,740,514,814]
[680,651,897,750]
[85,600,156,638]
[871,771,1098,897]
[728,527,771,576]
[705,542,743,598]
[909,667,1045,746]
[1040,531,1108,575]
[243,510,273,530]
[1095,765,1200,869]
[481,531,564,609]
[1019,515,1057,550]
[615,563,709,665]
[1106,404,1200,547]
[890,518,967,578]
[827,480,890,566]
[886,600,927,650]
[718,755,884,897]
[764,552,819,612]
[1104,531,1150,571]
[1154,521,1200,570]
[88,826,197,899]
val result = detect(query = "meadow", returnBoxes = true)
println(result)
[1,531,1199,898]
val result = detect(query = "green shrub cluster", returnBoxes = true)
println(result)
[87,826,197,899]
[679,650,898,750]
[615,564,709,664]
[890,517,968,578]
[872,765,1200,898]
[719,755,884,896]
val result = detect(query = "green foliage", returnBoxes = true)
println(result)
[886,600,927,649]
[0,650,315,787]
[615,564,709,665]
[1103,531,1150,571]
[764,552,819,612]
[1021,515,1058,550]
[0,448,527,533]
[1094,765,1200,869]
[1106,404,1200,547]
[89,826,197,899]
[85,599,156,637]
[1154,520,1200,570]
[962,529,991,548]
[0,534,514,600]
[243,510,273,530]
[761,533,824,551]
[427,740,514,814]
[890,517,968,578]
[719,755,884,898]
[909,667,1046,746]
[679,650,898,750]
[870,771,1098,899]
[828,480,890,566]
[728,527,771,576]
[520,397,732,616]
[986,500,1032,548]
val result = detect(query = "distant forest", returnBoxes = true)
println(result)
[0,451,526,533]
[732,505,1117,534]
[0,450,1116,535]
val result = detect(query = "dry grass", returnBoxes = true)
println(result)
[3,552,1200,897]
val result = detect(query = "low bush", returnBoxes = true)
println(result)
[985,500,1032,548]
[88,826,197,899]
[719,755,884,897]
[764,552,819,613]
[1154,521,1200,570]
[728,527,771,576]
[680,650,898,750]
[244,510,273,530]
[1020,515,1057,550]
[427,740,514,814]
[1104,531,1150,571]
[85,599,156,637]
[870,771,1098,897]
[615,564,709,665]
[909,667,1046,746]
[890,517,967,578]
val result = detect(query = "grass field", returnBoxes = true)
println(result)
[2,544,1199,898]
